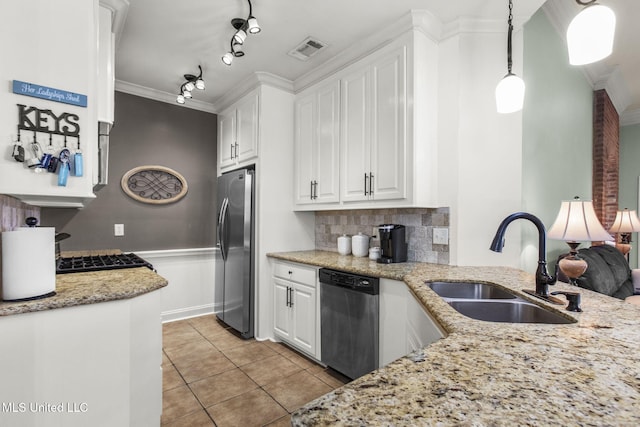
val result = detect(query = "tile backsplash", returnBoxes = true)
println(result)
[0,195,40,232]
[0,195,41,280]
[315,207,450,264]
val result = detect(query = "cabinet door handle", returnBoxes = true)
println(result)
[230,143,234,159]
[364,173,369,196]
[369,173,374,196]
[289,288,294,308]
[286,286,290,307]
[234,142,239,159]
[310,180,314,200]
[313,180,318,199]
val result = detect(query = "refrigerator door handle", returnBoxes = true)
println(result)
[218,197,229,261]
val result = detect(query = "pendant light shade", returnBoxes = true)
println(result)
[495,73,525,114]
[495,0,525,114]
[567,3,616,66]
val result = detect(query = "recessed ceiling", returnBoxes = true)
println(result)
[115,0,639,121]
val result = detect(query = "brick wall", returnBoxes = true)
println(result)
[592,89,619,229]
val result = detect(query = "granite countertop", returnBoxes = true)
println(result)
[268,250,640,426]
[0,252,167,317]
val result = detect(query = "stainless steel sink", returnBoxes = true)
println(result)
[447,300,575,324]
[427,281,518,300]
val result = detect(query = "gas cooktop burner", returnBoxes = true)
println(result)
[56,253,154,274]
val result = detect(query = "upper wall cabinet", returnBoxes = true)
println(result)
[97,4,115,125]
[294,79,340,205]
[293,30,438,211]
[218,89,259,172]
[341,45,406,203]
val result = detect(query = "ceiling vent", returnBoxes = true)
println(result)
[288,37,327,61]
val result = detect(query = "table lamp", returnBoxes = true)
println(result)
[547,197,613,285]
[608,208,640,257]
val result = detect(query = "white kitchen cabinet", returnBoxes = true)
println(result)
[218,90,259,172]
[272,260,320,359]
[342,44,406,203]
[0,290,162,426]
[97,4,115,125]
[379,278,445,367]
[294,79,340,205]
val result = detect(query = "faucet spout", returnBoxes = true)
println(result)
[490,212,556,298]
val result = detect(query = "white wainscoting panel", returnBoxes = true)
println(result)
[136,248,217,323]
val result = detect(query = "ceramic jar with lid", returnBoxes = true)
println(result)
[351,232,370,257]
[337,234,351,255]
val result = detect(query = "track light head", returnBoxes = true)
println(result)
[195,78,205,90]
[222,52,234,66]
[176,94,185,104]
[247,16,260,34]
[183,81,195,92]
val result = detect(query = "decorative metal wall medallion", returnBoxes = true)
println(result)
[121,165,188,204]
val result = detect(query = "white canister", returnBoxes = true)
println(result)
[1,227,56,301]
[337,234,351,255]
[351,232,370,257]
[369,246,381,261]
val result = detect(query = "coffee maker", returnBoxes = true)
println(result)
[377,224,407,263]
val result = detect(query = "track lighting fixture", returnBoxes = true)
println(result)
[567,0,616,66]
[175,65,205,105]
[495,0,525,114]
[221,0,260,66]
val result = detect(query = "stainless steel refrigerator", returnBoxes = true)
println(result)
[215,167,255,339]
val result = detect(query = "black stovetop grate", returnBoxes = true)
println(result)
[56,253,154,274]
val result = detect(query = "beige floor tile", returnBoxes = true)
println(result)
[191,368,258,408]
[277,345,319,370]
[163,364,185,391]
[175,351,236,384]
[164,339,218,366]
[163,319,195,335]
[313,368,350,389]
[162,351,172,366]
[263,370,332,412]
[240,353,303,386]
[206,389,287,427]
[163,327,203,350]
[206,329,255,351]
[161,409,214,427]
[221,341,278,367]
[188,315,229,335]
[265,414,292,427]
[161,384,202,425]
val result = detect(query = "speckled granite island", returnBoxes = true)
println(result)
[0,262,168,427]
[268,250,640,426]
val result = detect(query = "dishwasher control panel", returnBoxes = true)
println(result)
[319,268,379,295]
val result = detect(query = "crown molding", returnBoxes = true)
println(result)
[213,72,294,112]
[99,0,129,45]
[115,80,217,113]
[293,10,442,93]
[621,108,640,127]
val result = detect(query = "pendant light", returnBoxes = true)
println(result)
[495,0,525,114]
[567,1,616,66]
[221,0,260,66]
[175,66,205,105]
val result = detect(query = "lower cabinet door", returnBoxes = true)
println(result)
[291,282,317,355]
[273,278,292,340]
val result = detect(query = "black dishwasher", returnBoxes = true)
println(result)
[319,268,379,380]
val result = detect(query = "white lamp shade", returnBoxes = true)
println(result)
[609,209,640,233]
[183,81,195,92]
[183,90,192,99]
[548,199,613,242]
[176,94,185,104]
[233,28,247,45]
[195,78,205,90]
[247,17,260,34]
[495,73,525,114]
[222,52,233,65]
[567,4,616,66]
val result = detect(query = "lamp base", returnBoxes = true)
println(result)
[559,242,588,287]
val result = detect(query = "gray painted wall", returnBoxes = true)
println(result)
[521,9,594,272]
[42,92,217,251]
[619,124,640,268]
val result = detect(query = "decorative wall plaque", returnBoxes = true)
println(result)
[121,165,188,204]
